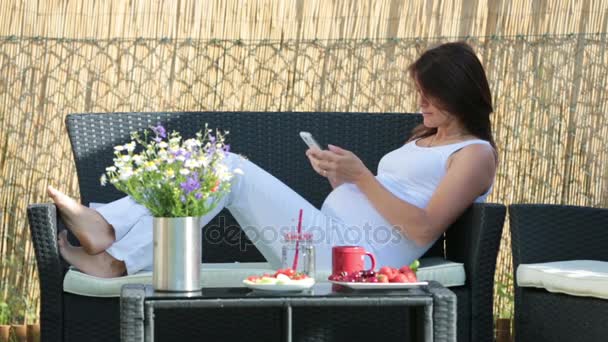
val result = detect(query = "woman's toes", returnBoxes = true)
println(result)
[48,186,76,210]
[47,185,58,198]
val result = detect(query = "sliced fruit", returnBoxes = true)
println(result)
[291,273,308,280]
[258,276,277,284]
[275,274,291,284]
[282,268,296,277]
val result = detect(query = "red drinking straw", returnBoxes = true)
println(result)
[292,209,303,271]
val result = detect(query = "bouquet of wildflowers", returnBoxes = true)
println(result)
[101,124,239,217]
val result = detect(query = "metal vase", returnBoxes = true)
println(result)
[153,217,201,292]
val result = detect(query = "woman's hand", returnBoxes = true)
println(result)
[306,147,344,188]
[307,145,372,185]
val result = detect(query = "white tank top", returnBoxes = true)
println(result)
[320,138,493,266]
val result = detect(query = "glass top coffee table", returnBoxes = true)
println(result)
[121,281,456,342]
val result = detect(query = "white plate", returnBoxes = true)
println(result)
[242,278,315,292]
[329,280,428,290]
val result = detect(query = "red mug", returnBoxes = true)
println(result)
[332,246,376,275]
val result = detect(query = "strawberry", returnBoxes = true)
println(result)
[405,268,418,282]
[399,267,418,282]
[379,266,394,278]
[376,274,389,283]
[399,266,412,274]
[390,273,408,283]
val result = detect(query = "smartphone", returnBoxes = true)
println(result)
[299,131,323,150]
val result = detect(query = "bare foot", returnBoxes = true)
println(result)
[58,231,126,278]
[48,186,116,255]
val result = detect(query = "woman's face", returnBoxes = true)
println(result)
[416,85,454,128]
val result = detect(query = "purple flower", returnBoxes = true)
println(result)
[180,173,200,194]
[180,195,187,203]
[223,144,231,153]
[195,192,203,200]
[173,148,192,159]
[209,135,216,143]
[151,124,167,139]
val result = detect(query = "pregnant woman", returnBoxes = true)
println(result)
[49,41,497,278]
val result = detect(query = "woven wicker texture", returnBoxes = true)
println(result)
[515,288,608,342]
[121,285,145,342]
[445,203,506,342]
[26,204,64,342]
[63,294,121,342]
[429,281,457,342]
[449,287,470,342]
[509,204,608,342]
[509,204,608,265]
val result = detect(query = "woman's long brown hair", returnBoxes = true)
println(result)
[408,42,497,151]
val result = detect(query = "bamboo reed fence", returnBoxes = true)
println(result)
[1,0,608,326]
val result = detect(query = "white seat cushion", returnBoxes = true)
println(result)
[63,257,465,297]
[416,257,466,287]
[517,260,608,300]
[63,262,275,297]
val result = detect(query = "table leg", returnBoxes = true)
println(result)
[285,305,292,342]
[121,284,146,342]
[145,305,155,342]
[427,282,457,342]
[423,304,434,342]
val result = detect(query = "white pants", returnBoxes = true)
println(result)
[97,152,357,275]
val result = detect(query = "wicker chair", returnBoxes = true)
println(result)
[509,204,608,342]
[28,111,505,342]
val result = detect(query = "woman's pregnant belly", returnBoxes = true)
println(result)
[320,178,434,266]
[321,182,391,230]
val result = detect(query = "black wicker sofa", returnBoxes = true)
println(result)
[510,204,608,342]
[27,111,506,342]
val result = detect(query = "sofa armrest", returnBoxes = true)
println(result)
[444,203,506,342]
[509,204,608,267]
[27,203,65,342]
[445,203,506,287]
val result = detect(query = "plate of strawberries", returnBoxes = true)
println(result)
[243,268,315,292]
[328,260,427,289]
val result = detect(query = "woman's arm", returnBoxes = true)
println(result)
[313,144,496,246]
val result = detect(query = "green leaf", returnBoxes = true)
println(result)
[409,259,420,272]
